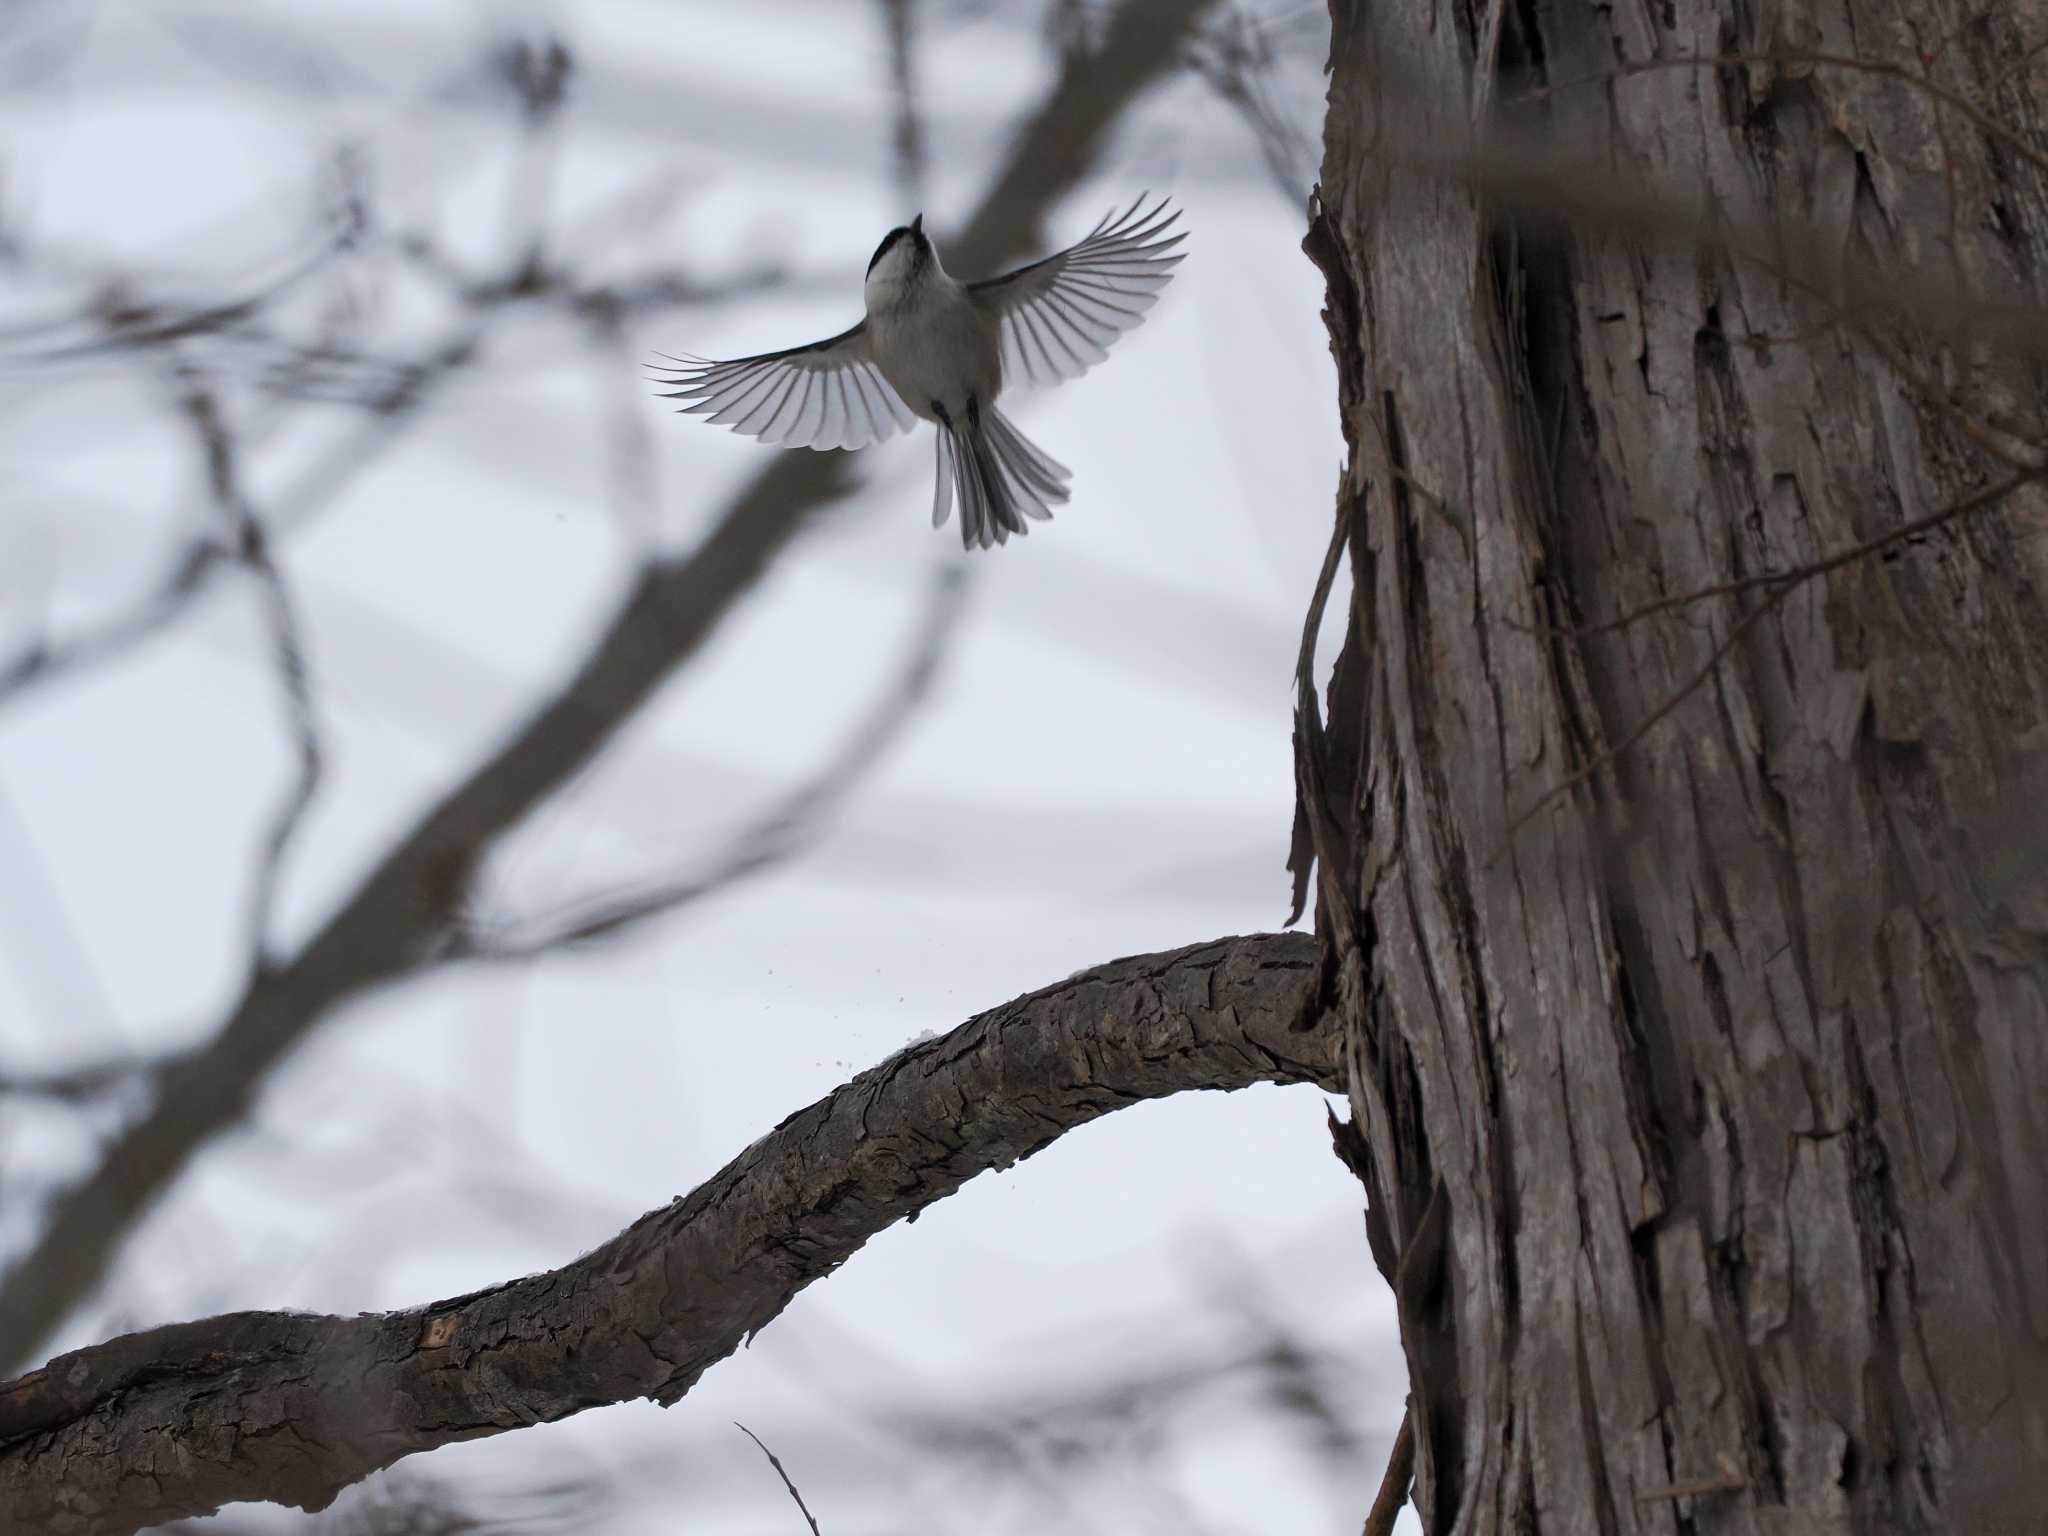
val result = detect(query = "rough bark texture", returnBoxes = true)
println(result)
[0,933,1328,1535]
[1301,1,2048,1533]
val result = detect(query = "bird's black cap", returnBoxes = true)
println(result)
[866,214,930,276]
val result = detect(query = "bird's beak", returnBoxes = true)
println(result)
[911,213,924,235]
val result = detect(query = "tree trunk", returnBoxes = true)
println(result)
[1300,2,2048,1532]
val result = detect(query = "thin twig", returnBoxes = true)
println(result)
[1514,581,1776,831]
[1986,29,2048,95]
[1853,324,2048,473]
[0,542,226,704]
[469,562,970,958]
[180,385,325,971]
[1189,5,1321,203]
[0,330,481,712]
[735,1424,824,1536]
[0,222,352,367]
[1362,1409,1415,1536]
[1541,469,2044,641]
[1512,471,2043,830]
[244,540,323,974]
[0,253,805,715]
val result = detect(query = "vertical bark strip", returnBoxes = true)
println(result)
[1304,1,2048,1531]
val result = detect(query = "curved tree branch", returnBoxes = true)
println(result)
[0,931,1329,1536]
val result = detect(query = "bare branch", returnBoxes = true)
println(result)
[0,212,357,368]
[150,1468,605,1536]
[0,1056,160,1106]
[0,329,481,711]
[1189,6,1321,205]
[469,562,968,958]
[0,931,1329,1535]
[736,1425,825,1536]
[178,384,325,970]
[0,245,800,716]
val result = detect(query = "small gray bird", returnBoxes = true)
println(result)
[653,196,1184,549]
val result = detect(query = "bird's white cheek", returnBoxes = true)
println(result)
[864,271,906,313]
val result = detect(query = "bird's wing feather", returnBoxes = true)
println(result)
[650,321,917,451]
[967,195,1185,390]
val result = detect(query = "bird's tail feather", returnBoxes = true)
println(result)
[931,408,1072,550]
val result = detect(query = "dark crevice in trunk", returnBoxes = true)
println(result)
[1570,1315,1626,1536]
[1605,907,1680,1216]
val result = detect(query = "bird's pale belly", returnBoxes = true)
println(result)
[868,290,1002,425]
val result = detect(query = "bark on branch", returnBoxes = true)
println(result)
[0,932,1329,1536]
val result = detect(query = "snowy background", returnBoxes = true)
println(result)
[0,2,1407,1530]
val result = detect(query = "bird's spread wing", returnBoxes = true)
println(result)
[650,322,917,451]
[968,195,1185,390]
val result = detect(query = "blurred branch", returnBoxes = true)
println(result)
[1196,1247,1367,1467]
[178,383,325,971]
[0,780,124,1047]
[491,32,573,280]
[0,328,481,710]
[0,931,1329,1534]
[883,1324,1366,1463]
[583,300,663,547]
[0,253,791,716]
[467,562,968,958]
[1248,41,2048,365]
[0,1056,158,1105]
[1189,5,1320,204]
[1437,131,2048,362]
[881,0,926,205]
[150,1468,604,1536]
[1513,48,2048,182]
[581,1302,1381,1533]
[0,0,1220,1376]
[0,205,360,365]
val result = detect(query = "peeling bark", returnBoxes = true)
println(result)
[0,933,1328,1535]
[1303,0,2048,1531]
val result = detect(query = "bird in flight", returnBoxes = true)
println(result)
[652,196,1184,550]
